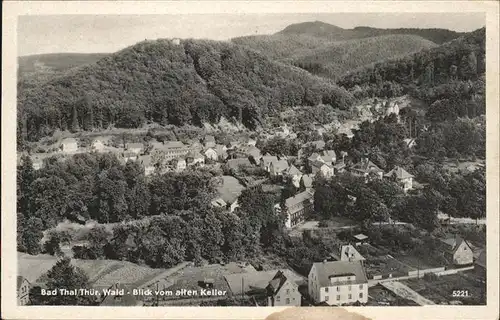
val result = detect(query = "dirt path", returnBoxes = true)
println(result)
[379,281,435,306]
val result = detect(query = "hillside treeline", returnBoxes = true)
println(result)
[17,39,353,143]
[337,28,485,98]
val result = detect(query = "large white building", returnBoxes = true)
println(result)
[308,261,368,306]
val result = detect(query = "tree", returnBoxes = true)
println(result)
[43,230,63,256]
[31,257,96,305]
[22,217,44,255]
[71,105,80,132]
[17,154,35,214]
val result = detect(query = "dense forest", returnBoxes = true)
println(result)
[337,28,486,97]
[289,34,437,80]
[17,39,353,143]
[16,152,289,267]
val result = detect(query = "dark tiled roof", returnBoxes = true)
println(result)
[312,261,368,287]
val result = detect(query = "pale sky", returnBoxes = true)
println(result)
[18,13,485,56]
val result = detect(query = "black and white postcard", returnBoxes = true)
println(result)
[2,1,499,320]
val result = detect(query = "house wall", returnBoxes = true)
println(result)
[452,242,474,265]
[319,283,368,305]
[308,265,318,302]
[205,150,218,161]
[18,281,30,305]
[269,280,301,307]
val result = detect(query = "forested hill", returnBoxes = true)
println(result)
[337,28,485,95]
[287,34,437,80]
[278,21,465,44]
[18,53,109,87]
[18,39,354,142]
[338,28,486,123]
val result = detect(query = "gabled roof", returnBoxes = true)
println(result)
[310,140,326,150]
[476,250,486,268]
[340,245,366,261]
[267,270,294,295]
[261,155,278,165]
[301,174,314,188]
[227,158,252,170]
[270,160,289,172]
[308,153,321,161]
[186,150,204,159]
[321,150,337,160]
[351,158,383,174]
[385,166,414,179]
[311,260,368,287]
[100,283,138,306]
[284,190,313,209]
[17,276,29,290]
[287,164,302,176]
[440,237,472,255]
[311,160,332,169]
[163,141,186,149]
[138,155,153,167]
[204,135,215,142]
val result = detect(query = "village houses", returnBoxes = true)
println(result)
[274,189,314,229]
[300,174,314,190]
[204,147,218,161]
[171,158,186,172]
[186,150,205,167]
[308,260,368,306]
[153,141,190,161]
[260,154,279,172]
[269,159,289,178]
[204,135,216,148]
[286,165,303,188]
[17,276,30,306]
[266,270,301,307]
[350,157,384,180]
[384,166,414,192]
[311,160,334,179]
[440,237,474,266]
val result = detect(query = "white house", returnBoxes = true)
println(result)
[384,166,414,192]
[261,154,279,172]
[308,261,368,306]
[61,138,78,154]
[269,160,289,177]
[266,270,301,307]
[286,165,303,188]
[186,150,205,167]
[320,150,337,165]
[204,148,218,161]
[311,160,334,178]
[204,135,216,148]
[275,190,314,229]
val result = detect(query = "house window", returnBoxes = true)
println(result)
[336,295,340,301]
[348,294,352,299]
[286,298,290,304]
[325,296,329,301]
[359,293,363,299]
[337,287,340,292]
[276,296,280,302]
[286,289,290,294]
[348,285,351,291]
[359,284,363,290]
[325,287,329,293]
